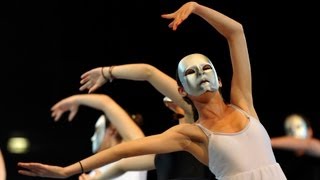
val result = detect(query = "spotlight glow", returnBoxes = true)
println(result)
[7,137,30,154]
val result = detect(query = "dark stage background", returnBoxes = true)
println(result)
[2,0,319,179]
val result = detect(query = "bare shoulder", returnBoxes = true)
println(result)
[231,103,259,120]
[167,123,207,142]
[167,123,199,132]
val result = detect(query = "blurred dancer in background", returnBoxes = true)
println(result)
[51,94,148,180]
[272,114,320,180]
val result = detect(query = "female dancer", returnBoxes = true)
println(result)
[18,2,286,179]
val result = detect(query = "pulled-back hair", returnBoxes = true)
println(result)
[175,69,199,121]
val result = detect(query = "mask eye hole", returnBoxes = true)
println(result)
[203,64,212,71]
[185,69,195,76]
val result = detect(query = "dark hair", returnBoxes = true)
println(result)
[104,115,111,128]
[175,69,199,121]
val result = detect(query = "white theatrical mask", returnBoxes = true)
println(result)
[177,53,219,96]
[91,115,106,153]
[284,114,308,139]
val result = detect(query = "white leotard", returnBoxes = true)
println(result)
[196,104,287,180]
[89,161,147,180]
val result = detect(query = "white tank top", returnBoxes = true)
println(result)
[196,104,287,180]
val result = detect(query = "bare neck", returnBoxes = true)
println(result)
[193,92,228,122]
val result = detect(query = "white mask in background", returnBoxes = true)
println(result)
[91,115,106,153]
[284,114,308,139]
[178,53,219,96]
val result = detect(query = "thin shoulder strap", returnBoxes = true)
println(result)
[228,104,250,118]
[195,123,211,137]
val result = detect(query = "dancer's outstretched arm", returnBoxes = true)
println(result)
[80,64,194,123]
[79,154,155,180]
[272,136,320,157]
[18,123,206,178]
[162,1,256,118]
[51,94,145,141]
